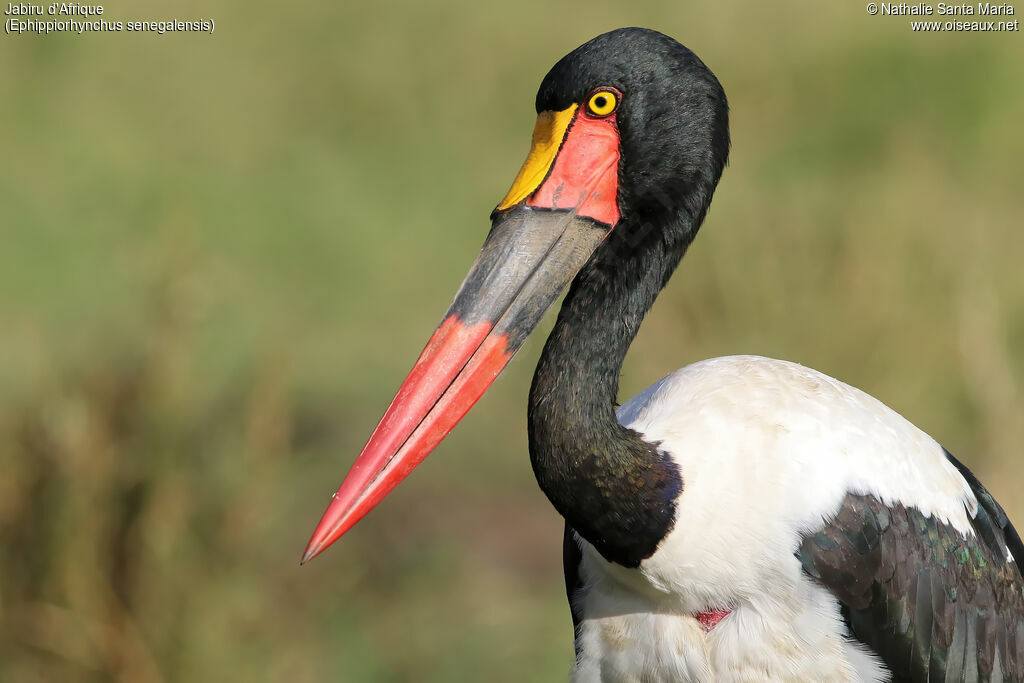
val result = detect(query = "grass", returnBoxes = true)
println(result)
[1,3,1022,681]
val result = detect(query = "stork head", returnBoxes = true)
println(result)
[302,28,729,563]
[526,28,729,236]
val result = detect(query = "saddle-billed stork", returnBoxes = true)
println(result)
[303,28,1024,681]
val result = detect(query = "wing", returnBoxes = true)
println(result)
[798,450,1024,683]
[563,522,584,662]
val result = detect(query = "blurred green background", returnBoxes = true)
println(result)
[2,2,1022,681]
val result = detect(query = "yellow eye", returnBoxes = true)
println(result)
[587,89,619,117]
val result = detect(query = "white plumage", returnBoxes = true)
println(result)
[569,355,995,682]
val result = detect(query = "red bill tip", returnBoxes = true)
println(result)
[302,316,514,563]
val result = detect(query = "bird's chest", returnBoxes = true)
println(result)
[573,612,857,683]
[570,544,864,683]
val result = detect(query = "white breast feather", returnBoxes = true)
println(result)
[571,355,979,682]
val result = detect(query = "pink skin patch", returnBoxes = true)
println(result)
[528,110,621,226]
[696,609,731,633]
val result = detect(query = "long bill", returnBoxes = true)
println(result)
[301,206,610,562]
[303,97,624,563]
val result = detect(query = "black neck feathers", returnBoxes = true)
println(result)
[528,214,694,568]
[526,28,730,567]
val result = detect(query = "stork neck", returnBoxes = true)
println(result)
[528,223,686,568]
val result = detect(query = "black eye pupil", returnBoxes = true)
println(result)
[594,96,607,109]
